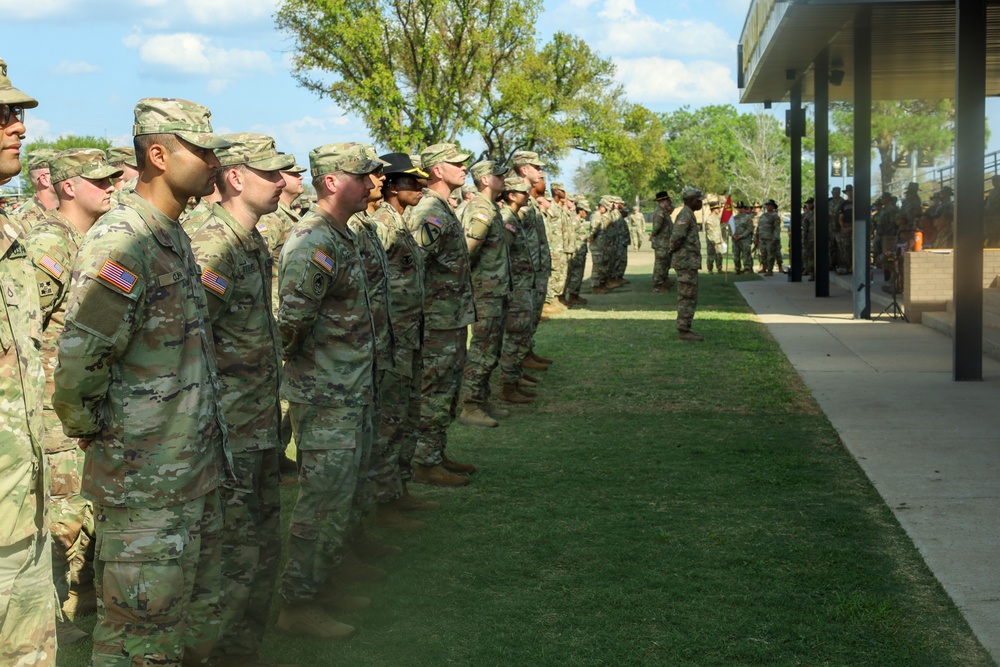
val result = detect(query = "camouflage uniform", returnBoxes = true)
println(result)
[610,203,630,280]
[9,193,51,238]
[588,204,611,290]
[348,208,394,506]
[755,209,782,273]
[565,201,590,300]
[276,143,380,606]
[628,210,645,250]
[461,181,511,406]
[371,200,424,499]
[802,205,816,275]
[499,183,536,386]
[408,183,476,466]
[732,210,755,273]
[542,198,567,302]
[52,99,232,667]
[671,195,703,334]
[704,210,724,272]
[650,201,673,288]
[828,192,845,271]
[180,198,215,235]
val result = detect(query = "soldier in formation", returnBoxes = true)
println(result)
[703,201,725,273]
[731,201,755,274]
[650,191,675,292]
[754,199,783,276]
[628,205,645,251]
[671,188,705,341]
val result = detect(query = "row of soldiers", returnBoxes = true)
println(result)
[0,57,601,664]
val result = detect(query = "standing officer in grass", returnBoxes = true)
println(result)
[54,97,233,666]
[564,197,590,305]
[0,57,57,667]
[187,133,293,666]
[731,201,754,274]
[671,187,705,341]
[23,148,122,646]
[704,201,724,274]
[276,142,385,640]
[650,191,675,292]
[754,199,782,276]
[628,205,645,251]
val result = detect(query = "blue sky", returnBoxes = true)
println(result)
[1,0,993,186]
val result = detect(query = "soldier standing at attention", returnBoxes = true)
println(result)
[186,134,294,664]
[628,205,645,251]
[275,143,385,639]
[836,185,854,275]
[53,98,233,666]
[105,147,139,192]
[650,191,674,292]
[704,202,724,273]
[549,182,577,305]
[23,149,122,646]
[671,188,705,341]
[408,143,478,487]
[827,186,844,272]
[10,149,58,237]
[564,198,590,305]
[0,58,56,666]
[459,160,511,428]
[731,201,755,274]
[754,199,782,276]
[588,197,612,294]
[802,197,816,280]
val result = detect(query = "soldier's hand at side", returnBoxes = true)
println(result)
[78,439,92,452]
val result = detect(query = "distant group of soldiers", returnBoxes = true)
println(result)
[2,52,723,665]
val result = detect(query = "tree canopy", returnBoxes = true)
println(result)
[10,134,112,195]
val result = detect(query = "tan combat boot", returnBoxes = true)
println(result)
[516,379,538,397]
[521,371,542,384]
[458,403,499,428]
[522,357,548,371]
[413,464,471,487]
[677,330,704,342]
[442,454,477,474]
[570,295,588,305]
[374,506,425,533]
[277,603,356,640]
[591,285,610,294]
[529,351,553,365]
[500,383,534,404]
[316,588,372,613]
[334,553,388,582]
[387,489,440,512]
[483,401,510,419]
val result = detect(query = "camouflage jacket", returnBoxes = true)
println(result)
[803,209,815,240]
[572,213,590,254]
[9,194,50,238]
[22,211,85,454]
[501,205,535,293]
[371,202,424,355]
[53,192,230,509]
[733,212,755,241]
[588,211,610,252]
[876,204,898,238]
[526,197,551,272]
[461,191,511,304]
[188,204,282,453]
[703,213,723,244]
[541,203,566,257]
[0,219,46,545]
[755,211,781,242]
[611,210,629,248]
[650,205,672,250]
[670,205,702,270]
[257,200,300,268]
[180,199,214,235]
[277,205,374,408]
[628,212,646,236]
[349,210,395,371]
[518,201,543,273]
[828,196,844,231]
[407,188,476,331]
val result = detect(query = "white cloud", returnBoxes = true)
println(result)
[597,15,735,59]
[124,32,274,80]
[51,60,101,76]
[23,115,53,142]
[598,0,638,20]
[0,0,80,20]
[251,108,369,158]
[613,57,738,106]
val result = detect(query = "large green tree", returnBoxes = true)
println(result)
[656,105,752,197]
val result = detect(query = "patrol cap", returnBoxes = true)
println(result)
[0,58,38,108]
[449,187,463,200]
[420,143,471,170]
[216,133,296,171]
[844,184,853,192]
[280,154,307,174]
[25,149,58,172]
[550,182,566,193]
[655,190,671,201]
[132,98,230,150]
[106,146,137,168]
[576,199,591,213]
[598,195,614,207]
[832,186,841,193]
[764,198,777,207]
[409,154,423,170]
[502,176,531,194]
[511,150,545,167]
[49,148,123,184]
[380,152,428,179]
[469,160,508,180]
[461,184,476,196]
[310,142,388,178]
[682,187,704,201]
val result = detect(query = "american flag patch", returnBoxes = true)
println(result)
[201,268,230,296]
[39,254,65,279]
[255,221,268,233]
[97,259,138,293]
[313,249,335,274]
[475,212,489,222]
[426,216,443,228]
[505,222,517,233]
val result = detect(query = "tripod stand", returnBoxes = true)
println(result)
[875,246,908,321]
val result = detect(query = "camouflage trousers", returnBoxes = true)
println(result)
[373,348,422,503]
[91,490,223,667]
[414,327,467,467]
[675,269,700,332]
[652,247,673,287]
[759,237,778,271]
[462,297,507,404]
[0,529,56,666]
[546,253,568,302]
[706,240,723,272]
[631,229,644,250]
[214,449,282,658]
[500,288,535,386]
[835,230,853,273]
[589,249,607,288]
[733,239,753,272]
[46,446,95,605]
[610,243,628,280]
[803,233,815,274]
[281,403,373,604]
[566,249,587,297]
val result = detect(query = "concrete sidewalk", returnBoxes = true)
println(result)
[737,276,1000,664]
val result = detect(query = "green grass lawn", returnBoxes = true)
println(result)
[58,253,994,667]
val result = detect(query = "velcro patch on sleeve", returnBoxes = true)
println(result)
[97,259,138,293]
[256,221,268,233]
[505,222,517,233]
[201,267,230,296]
[426,216,443,228]
[312,249,335,274]
[474,212,489,223]
[39,254,65,280]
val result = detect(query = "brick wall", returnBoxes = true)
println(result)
[903,250,1000,322]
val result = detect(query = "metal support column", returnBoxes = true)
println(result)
[954,0,986,380]
[853,7,872,319]
[814,49,830,297]
[789,82,803,282]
